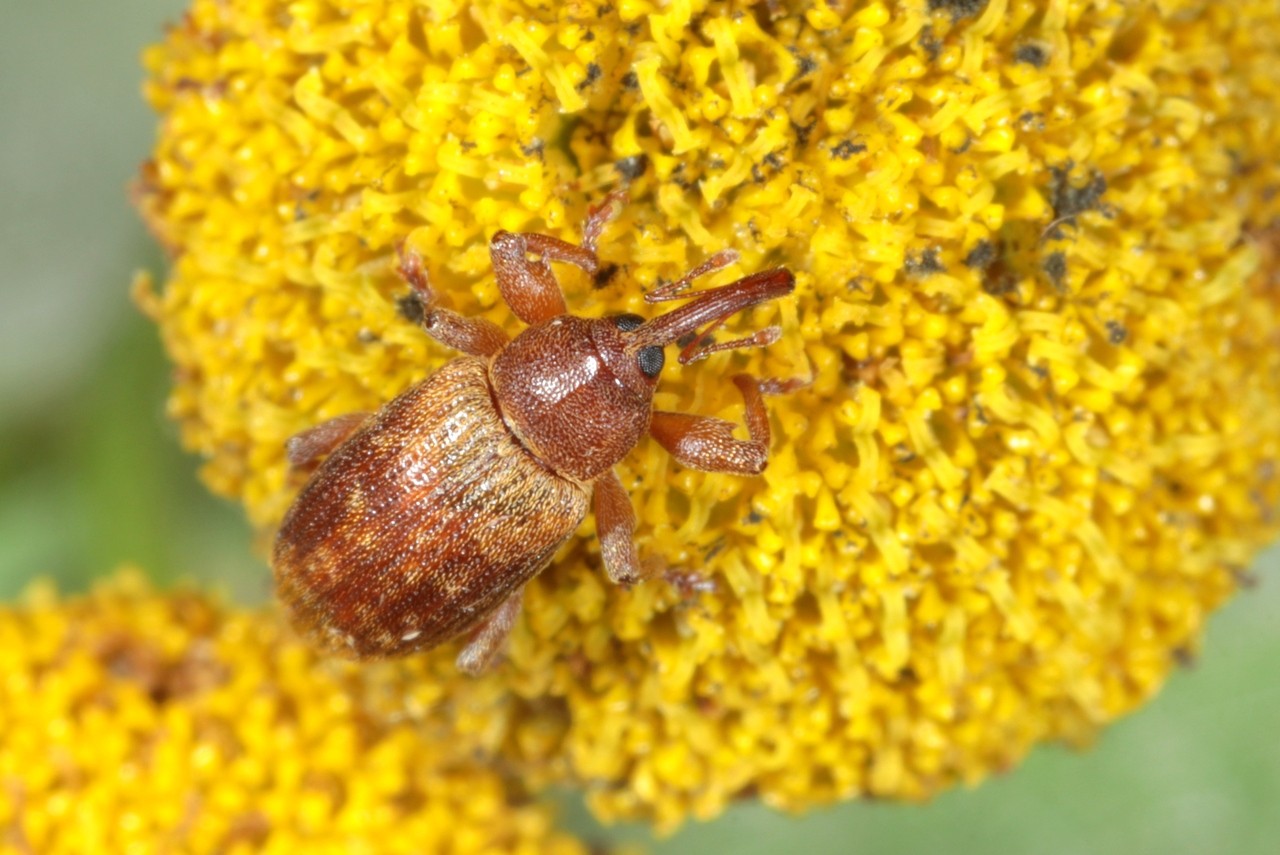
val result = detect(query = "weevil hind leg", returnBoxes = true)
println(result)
[455,587,525,675]
[286,412,372,467]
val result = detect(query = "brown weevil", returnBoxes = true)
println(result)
[272,195,796,674]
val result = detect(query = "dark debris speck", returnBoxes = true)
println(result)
[1018,111,1046,132]
[1106,320,1128,345]
[831,139,867,160]
[964,240,996,269]
[969,243,1020,298]
[593,263,620,289]
[1048,164,1108,234]
[928,0,990,21]
[615,154,648,180]
[983,276,1019,298]
[1042,252,1068,290]
[1014,42,1049,67]
[791,119,817,148]
[576,63,602,92]
[396,292,425,325]
[905,247,946,277]
[918,27,942,61]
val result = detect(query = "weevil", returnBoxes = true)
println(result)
[272,196,796,674]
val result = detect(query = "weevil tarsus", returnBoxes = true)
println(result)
[757,375,812,396]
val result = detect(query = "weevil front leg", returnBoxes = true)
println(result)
[593,468,652,586]
[649,375,802,474]
[398,246,510,357]
[489,193,625,324]
[455,586,525,675]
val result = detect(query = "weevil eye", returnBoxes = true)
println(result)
[612,313,645,332]
[637,345,665,378]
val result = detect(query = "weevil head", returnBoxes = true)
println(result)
[490,268,795,482]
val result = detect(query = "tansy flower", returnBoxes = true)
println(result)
[133,0,1280,831]
[0,572,597,854]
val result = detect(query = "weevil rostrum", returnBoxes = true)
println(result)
[272,195,797,674]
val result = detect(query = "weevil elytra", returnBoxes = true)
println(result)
[272,195,796,674]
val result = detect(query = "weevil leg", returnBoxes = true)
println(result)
[286,412,372,467]
[593,468,655,586]
[455,586,525,675]
[649,374,801,474]
[489,195,625,323]
[488,231,598,324]
[398,245,510,357]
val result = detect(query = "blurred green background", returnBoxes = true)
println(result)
[1,2,1277,853]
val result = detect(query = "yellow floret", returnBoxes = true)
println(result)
[135,0,1280,830]
[0,572,594,853]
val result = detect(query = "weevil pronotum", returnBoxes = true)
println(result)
[272,194,797,674]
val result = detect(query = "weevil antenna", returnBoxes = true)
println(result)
[631,268,794,360]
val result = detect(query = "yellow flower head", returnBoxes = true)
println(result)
[135,0,1280,830]
[0,573,594,853]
